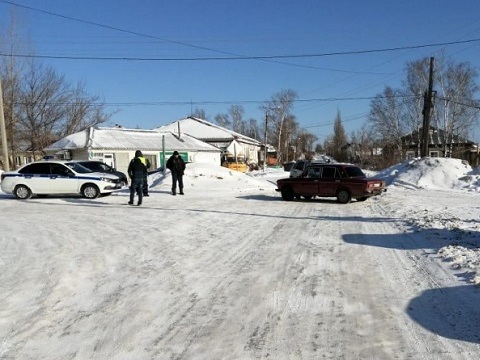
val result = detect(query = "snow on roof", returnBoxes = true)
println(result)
[44,127,220,152]
[153,117,262,145]
[44,129,89,150]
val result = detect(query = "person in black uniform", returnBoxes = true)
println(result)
[128,150,147,205]
[166,151,186,195]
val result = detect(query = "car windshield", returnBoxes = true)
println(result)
[344,166,366,178]
[66,162,94,174]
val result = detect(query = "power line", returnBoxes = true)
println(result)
[1,0,479,66]
[0,0,391,73]
[1,38,480,62]
[9,94,420,107]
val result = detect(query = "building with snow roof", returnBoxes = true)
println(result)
[153,117,264,165]
[44,126,221,175]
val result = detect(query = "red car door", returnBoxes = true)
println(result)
[300,167,321,195]
[317,166,341,196]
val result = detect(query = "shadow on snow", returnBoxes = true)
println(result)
[407,285,480,344]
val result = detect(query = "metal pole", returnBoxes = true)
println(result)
[263,112,268,172]
[162,134,165,174]
[0,76,9,171]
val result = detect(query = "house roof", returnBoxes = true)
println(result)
[44,127,220,152]
[153,116,262,146]
[402,127,474,146]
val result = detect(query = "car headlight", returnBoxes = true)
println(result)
[101,177,115,183]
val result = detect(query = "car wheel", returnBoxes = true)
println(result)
[81,184,100,199]
[14,185,32,200]
[303,195,313,200]
[356,196,368,202]
[337,189,352,204]
[281,188,295,201]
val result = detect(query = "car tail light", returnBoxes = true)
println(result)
[368,181,383,189]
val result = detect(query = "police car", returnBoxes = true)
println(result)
[0,160,122,199]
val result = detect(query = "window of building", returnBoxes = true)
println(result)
[406,151,416,160]
[429,151,439,157]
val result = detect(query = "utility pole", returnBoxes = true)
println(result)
[0,76,9,171]
[263,111,268,172]
[421,57,435,158]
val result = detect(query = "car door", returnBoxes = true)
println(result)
[317,166,341,196]
[300,166,321,195]
[290,160,306,178]
[49,163,78,194]
[17,163,52,193]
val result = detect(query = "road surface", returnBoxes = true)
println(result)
[1,182,479,359]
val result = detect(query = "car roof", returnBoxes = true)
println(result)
[28,160,73,165]
[306,163,355,167]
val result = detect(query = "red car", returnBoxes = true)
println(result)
[276,163,386,203]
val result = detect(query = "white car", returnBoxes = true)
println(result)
[0,160,122,199]
[289,156,335,178]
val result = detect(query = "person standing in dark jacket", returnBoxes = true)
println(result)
[166,150,186,195]
[128,150,147,205]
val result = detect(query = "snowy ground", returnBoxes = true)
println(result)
[1,158,480,359]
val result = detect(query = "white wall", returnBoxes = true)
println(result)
[191,151,221,165]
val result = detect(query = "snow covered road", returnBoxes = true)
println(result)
[1,166,480,359]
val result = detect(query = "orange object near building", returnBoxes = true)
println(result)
[221,152,248,172]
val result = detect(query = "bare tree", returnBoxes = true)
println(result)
[0,10,29,166]
[214,105,259,139]
[229,105,245,133]
[435,58,479,154]
[191,108,207,120]
[298,131,318,158]
[214,113,230,129]
[333,110,347,162]
[244,117,259,140]
[1,14,112,161]
[16,63,71,154]
[368,86,407,165]
[404,55,480,154]
[261,89,298,164]
[350,125,380,168]
[280,115,299,162]
[13,62,111,155]
[367,55,479,167]
[57,82,111,138]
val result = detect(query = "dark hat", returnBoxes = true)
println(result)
[135,150,143,157]
[173,151,179,155]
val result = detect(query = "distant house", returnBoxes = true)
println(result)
[401,127,479,165]
[153,117,263,165]
[43,126,221,175]
[0,141,44,169]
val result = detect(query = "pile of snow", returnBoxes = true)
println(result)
[148,162,280,195]
[371,157,480,284]
[374,157,480,191]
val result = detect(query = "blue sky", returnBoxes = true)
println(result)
[0,0,479,144]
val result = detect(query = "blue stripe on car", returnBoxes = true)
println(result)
[3,173,105,181]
